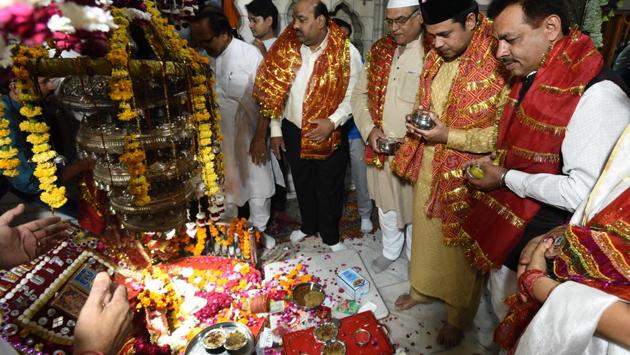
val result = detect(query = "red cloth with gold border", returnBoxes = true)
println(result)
[494,187,630,351]
[363,35,398,168]
[253,21,350,160]
[390,15,506,243]
[460,30,604,272]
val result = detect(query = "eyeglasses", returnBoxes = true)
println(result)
[385,9,419,27]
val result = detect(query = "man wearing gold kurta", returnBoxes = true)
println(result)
[391,0,507,348]
[350,0,423,274]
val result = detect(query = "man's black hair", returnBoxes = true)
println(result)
[451,1,479,27]
[194,6,233,37]
[245,0,279,32]
[314,2,330,22]
[487,0,570,35]
[332,17,352,36]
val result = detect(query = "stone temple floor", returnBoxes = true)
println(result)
[264,231,500,355]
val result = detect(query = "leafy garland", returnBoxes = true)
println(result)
[582,0,623,48]
[12,46,67,209]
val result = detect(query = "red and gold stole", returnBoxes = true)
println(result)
[554,187,630,299]
[494,187,630,352]
[459,30,604,272]
[253,21,350,160]
[363,35,398,168]
[390,15,506,243]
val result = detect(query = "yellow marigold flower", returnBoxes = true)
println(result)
[19,105,42,118]
[32,150,57,163]
[38,175,58,186]
[199,130,212,139]
[199,137,212,147]
[12,67,29,80]
[0,148,18,159]
[128,164,146,176]
[107,49,128,66]
[18,93,38,102]
[32,143,50,154]
[40,186,67,209]
[34,165,55,178]
[26,133,50,145]
[0,137,11,146]
[192,85,207,96]
[129,175,148,185]
[111,68,129,79]
[0,119,9,129]
[117,109,138,121]
[193,75,206,85]
[134,195,151,206]
[0,159,20,170]
[2,169,18,177]
[19,121,49,134]
[192,111,210,122]
[15,80,31,90]
[0,129,9,137]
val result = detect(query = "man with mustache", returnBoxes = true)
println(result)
[461,0,630,321]
[350,0,423,274]
[253,0,362,251]
[389,0,506,348]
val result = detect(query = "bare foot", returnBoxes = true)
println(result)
[437,322,463,349]
[394,293,433,310]
[394,294,418,310]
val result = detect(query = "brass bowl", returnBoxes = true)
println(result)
[292,282,325,309]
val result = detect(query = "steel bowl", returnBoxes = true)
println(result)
[377,137,399,155]
[410,110,436,130]
[292,282,325,309]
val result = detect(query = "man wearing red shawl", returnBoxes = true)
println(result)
[462,0,630,321]
[350,0,424,275]
[253,0,362,251]
[495,123,630,354]
[389,0,507,347]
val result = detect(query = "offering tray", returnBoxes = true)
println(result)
[282,311,393,355]
[185,321,255,355]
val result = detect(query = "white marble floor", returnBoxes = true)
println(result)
[274,232,501,355]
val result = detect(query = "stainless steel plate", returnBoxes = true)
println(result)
[185,321,255,355]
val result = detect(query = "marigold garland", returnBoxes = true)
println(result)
[12,45,67,209]
[145,1,222,197]
[0,100,20,177]
[119,135,151,206]
[107,8,138,122]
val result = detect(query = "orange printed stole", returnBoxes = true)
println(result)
[391,15,506,242]
[461,30,604,272]
[363,36,398,168]
[253,21,350,160]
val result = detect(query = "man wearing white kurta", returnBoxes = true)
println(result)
[191,9,276,248]
[350,0,423,273]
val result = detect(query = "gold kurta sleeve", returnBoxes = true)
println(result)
[350,65,374,142]
[446,126,497,154]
